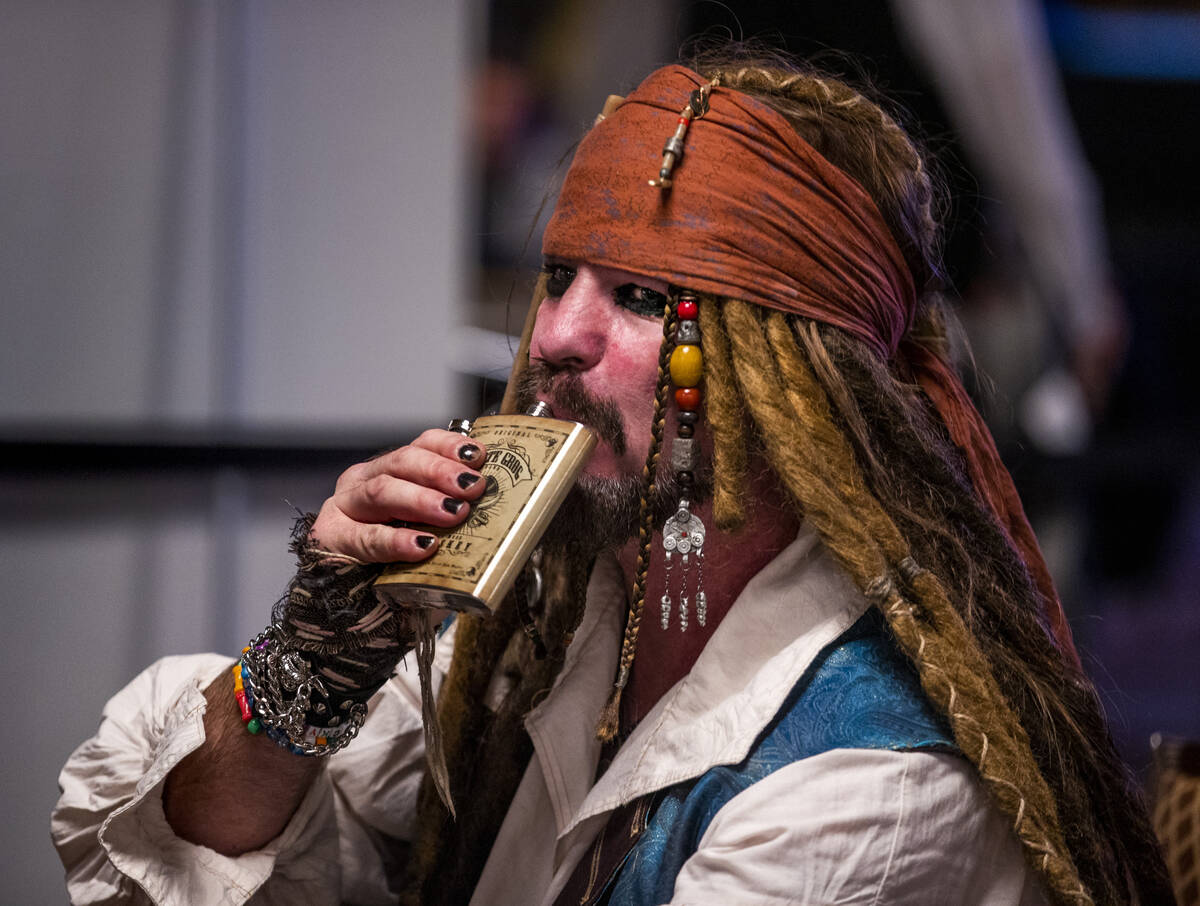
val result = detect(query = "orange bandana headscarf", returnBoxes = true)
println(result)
[544,65,914,361]
[542,65,1077,663]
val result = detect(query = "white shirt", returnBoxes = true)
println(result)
[53,525,1046,905]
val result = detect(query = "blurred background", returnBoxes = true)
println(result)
[2,1,1197,901]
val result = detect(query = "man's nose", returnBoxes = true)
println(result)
[529,272,608,370]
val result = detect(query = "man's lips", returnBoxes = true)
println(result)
[538,397,579,427]
[538,397,610,453]
[519,360,628,455]
[541,388,625,454]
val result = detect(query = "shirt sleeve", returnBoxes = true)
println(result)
[668,748,1049,906]
[51,625,454,906]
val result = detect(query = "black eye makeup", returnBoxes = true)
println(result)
[540,261,668,319]
[613,283,668,318]
[541,262,576,297]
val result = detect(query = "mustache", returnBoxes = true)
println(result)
[517,360,627,456]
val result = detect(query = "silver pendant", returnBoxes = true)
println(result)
[662,500,706,632]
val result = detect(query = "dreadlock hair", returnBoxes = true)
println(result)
[400,537,594,906]
[686,50,1172,906]
[400,48,1173,906]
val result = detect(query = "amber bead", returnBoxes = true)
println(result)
[675,387,701,410]
[678,424,694,438]
[669,345,703,387]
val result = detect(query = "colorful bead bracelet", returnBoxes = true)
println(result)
[231,655,262,734]
[235,633,366,757]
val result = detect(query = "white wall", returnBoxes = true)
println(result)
[1,1,469,428]
[0,1,476,901]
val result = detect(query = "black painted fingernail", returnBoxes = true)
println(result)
[442,497,464,514]
[458,444,481,462]
[415,534,436,550]
[457,472,480,489]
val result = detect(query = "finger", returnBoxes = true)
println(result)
[308,504,440,563]
[409,428,488,469]
[348,521,441,563]
[336,431,486,493]
[336,473,475,527]
[352,445,487,501]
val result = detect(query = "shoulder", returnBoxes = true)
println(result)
[653,613,1046,903]
[761,611,956,762]
[673,748,1046,905]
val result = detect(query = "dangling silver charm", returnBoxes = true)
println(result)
[662,499,706,632]
[679,551,690,631]
[661,550,674,630]
[696,550,707,627]
[680,577,689,632]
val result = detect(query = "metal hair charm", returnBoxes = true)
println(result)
[649,78,719,188]
[660,293,706,631]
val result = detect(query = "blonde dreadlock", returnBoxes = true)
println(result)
[716,297,1089,902]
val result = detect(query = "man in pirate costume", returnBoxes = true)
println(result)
[54,53,1172,905]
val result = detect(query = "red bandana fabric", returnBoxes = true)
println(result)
[542,65,1077,663]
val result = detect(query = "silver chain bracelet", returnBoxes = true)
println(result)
[241,624,367,756]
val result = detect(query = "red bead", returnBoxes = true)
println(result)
[677,298,698,320]
[675,387,701,411]
[235,689,252,722]
[678,116,690,125]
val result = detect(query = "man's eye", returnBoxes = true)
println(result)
[541,263,575,297]
[614,283,668,318]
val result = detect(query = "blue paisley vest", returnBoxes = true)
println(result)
[556,609,957,906]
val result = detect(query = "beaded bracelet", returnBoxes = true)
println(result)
[231,658,262,735]
[235,628,367,757]
[239,666,361,756]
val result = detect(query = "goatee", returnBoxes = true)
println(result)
[515,359,711,561]
[541,471,690,560]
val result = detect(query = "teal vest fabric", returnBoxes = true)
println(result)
[602,609,957,906]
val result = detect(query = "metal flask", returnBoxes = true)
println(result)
[373,404,597,615]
